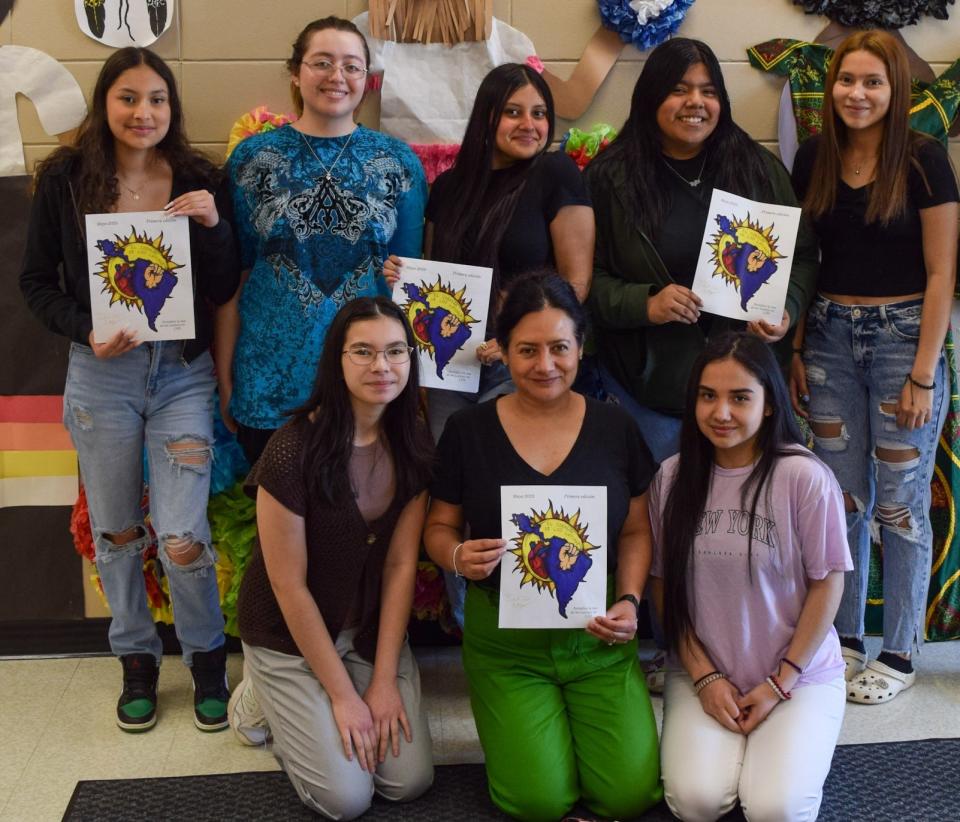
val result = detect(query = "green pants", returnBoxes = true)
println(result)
[463,584,663,821]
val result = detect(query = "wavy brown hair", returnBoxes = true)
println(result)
[804,29,922,225]
[34,48,218,214]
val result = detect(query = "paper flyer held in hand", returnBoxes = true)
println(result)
[85,211,195,343]
[498,485,607,629]
[392,257,492,393]
[691,188,802,324]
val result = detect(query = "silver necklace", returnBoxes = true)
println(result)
[662,153,708,187]
[298,127,356,183]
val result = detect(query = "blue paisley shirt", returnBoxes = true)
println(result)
[227,124,427,428]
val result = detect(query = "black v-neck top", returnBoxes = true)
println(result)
[431,396,656,591]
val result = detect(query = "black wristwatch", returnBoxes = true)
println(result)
[616,593,641,619]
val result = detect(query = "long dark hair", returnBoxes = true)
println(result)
[34,48,218,214]
[590,38,773,236]
[661,333,805,653]
[290,297,433,507]
[804,29,926,225]
[286,16,370,116]
[431,63,555,293]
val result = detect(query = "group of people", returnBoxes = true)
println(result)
[19,12,957,822]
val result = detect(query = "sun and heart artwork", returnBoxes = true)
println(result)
[499,485,607,629]
[85,211,194,343]
[392,257,492,393]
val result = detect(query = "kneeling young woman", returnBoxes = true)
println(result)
[650,333,852,821]
[230,297,434,819]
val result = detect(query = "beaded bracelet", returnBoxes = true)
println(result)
[693,671,727,694]
[766,674,792,701]
[907,374,935,390]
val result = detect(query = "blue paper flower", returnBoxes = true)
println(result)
[598,0,697,51]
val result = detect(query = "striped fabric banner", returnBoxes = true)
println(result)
[0,396,78,508]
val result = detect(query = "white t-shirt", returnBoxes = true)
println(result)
[353,12,535,145]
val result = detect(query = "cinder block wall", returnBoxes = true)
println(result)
[9,1,960,170]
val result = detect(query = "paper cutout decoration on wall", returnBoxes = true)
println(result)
[598,0,696,50]
[0,46,88,176]
[75,0,175,48]
[791,0,953,28]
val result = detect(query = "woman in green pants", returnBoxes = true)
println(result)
[424,270,662,821]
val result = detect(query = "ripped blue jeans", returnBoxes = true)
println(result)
[803,296,947,653]
[64,342,224,664]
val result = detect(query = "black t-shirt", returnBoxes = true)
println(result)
[430,396,657,591]
[792,135,959,296]
[426,150,591,288]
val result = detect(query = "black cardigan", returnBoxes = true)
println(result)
[19,157,239,362]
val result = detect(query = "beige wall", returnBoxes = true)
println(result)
[9,0,960,170]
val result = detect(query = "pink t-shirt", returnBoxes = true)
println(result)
[649,448,853,694]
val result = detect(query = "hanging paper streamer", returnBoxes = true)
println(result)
[561,124,618,170]
[791,0,953,28]
[598,0,696,51]
[75,0,175,48]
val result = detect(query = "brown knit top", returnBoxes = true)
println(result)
[236,418,411,662]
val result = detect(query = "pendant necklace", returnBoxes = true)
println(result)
[298,127,356,183]
[117,177,146,201]
[662,153,708,187]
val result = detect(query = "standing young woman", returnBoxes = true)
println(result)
[222,16,427,464]
[650,333,851,821]
[423,272,662,822]
[586,38,818,463]
[386,62,594,442]
[229,297,434,819]
[20,48,239,731]
[791,30,959,703]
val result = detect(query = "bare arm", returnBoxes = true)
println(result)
[423,498,506,581]
[541,27,624,120]
[737,571,844,733]
[365,492,428,759]
[550,204,594,303]
[213,270,248,433]
[256,488,378,771]
[896,201,958,429]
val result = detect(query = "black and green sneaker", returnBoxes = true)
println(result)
[117,654,159,732]
[191,645,229,731]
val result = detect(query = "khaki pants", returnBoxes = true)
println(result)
[243,631,433,820]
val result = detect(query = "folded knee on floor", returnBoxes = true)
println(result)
[741,787,820,822]
[298,784,372,821]
[664,781,737,822]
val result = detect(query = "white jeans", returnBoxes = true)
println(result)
[661,673,846,822]
[242,631,434,820]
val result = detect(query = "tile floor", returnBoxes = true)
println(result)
[1,638,958,821]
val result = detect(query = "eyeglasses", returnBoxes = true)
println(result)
[342,345,414,366]
[303,60,368,79]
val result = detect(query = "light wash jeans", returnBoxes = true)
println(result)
[64,342,224,664]
[803,296,947,653]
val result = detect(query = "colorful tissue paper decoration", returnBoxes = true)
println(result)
[792,0,953,28]
[561,124,618,169]
[598,0,696,51]
[225,106,296,160]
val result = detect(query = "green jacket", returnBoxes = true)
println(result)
[585,148,818,415]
